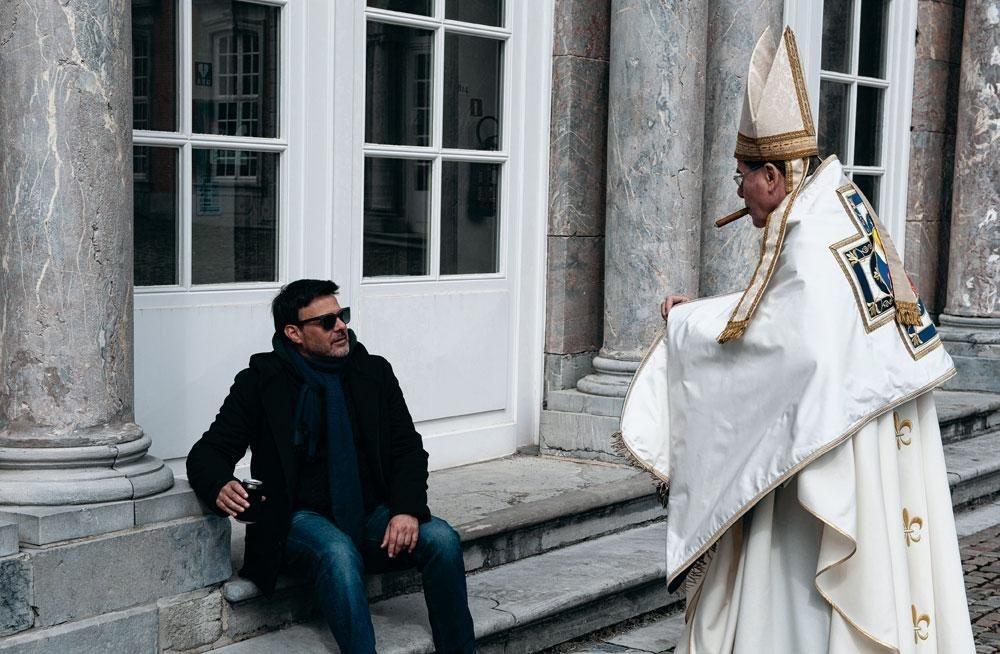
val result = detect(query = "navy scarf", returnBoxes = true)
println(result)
[275,333,364,546]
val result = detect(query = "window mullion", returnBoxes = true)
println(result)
[850,0,861,77]
[846,81,858,169]
[181,143,194,289]
[180,0,193,136]
[429,157,442,278]
[430,20,445,278]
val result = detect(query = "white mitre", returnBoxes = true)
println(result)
[734,26,818,163]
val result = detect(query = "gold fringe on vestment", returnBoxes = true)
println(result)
[717,319,749,344]
[611,431,669,507]
[895,301,922,327]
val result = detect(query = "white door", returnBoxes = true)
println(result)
[132,0,552,469]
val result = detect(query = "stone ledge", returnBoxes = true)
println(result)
[936,390,1000,443]
[0,479,209,546]
[0,522,17,557]
[0,604,157,653]
[25,515,231,628]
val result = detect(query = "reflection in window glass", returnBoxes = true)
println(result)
[853,174,880,211]
[363,158,431,277]
[818,80,850,158]
[367,0,432,15]
[854,85,883,166]
[446,0,503,27]
[132,0,177,132]
[443,34,502,151]
[134,147,179,286]
[441,162,500,275]
[820,0,852,73]
[365,22,434,147]
[191,149,278,284]
[192,0,280,138]
[858,0,888,78]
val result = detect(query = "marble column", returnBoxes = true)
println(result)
[0,0,174,504]
[698,0,784,296]
[576,0,708,397]
[939,0,1000,393]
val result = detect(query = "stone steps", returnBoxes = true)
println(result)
[220,456,666,642]
[213,522,674,654]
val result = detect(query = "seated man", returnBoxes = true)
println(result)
[187,279,476,654]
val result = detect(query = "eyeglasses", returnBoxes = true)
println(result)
[296,307,350,331]
[732,162,767,188]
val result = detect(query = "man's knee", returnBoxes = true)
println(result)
[418,518,463,562]
[313,538,364,580]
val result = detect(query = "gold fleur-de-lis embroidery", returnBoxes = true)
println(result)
[911,604,931,643]
[894,411,913,449]
[903,509,924,547]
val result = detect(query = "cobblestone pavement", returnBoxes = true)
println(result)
[963,523,1000,653]
[552,522,1000,653]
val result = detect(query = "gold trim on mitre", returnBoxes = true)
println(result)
[733,26,818,162]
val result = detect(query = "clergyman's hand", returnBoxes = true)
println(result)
[381,514,419,558]
[660,294,692,321]
[216,480,250,518]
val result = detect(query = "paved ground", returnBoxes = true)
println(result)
[553,506,1000,654]
[964,523,1000,653]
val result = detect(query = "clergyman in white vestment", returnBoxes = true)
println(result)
[616,26,976,654]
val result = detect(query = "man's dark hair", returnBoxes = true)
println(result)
[272,279,340,335]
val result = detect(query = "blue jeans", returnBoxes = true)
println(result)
[284,506,476,654]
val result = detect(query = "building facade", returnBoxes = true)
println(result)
[0,0,997,490]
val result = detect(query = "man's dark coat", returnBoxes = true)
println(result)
[186,341,430,594]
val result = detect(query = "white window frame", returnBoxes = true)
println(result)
[359,3,513,284]
[133,0,300,299]
[785,0,917,256]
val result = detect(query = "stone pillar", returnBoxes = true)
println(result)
[904,0,965,317]
[698,0,784,296]
[939,0,1000,393]
[0,0,173,504]
[544,0,610,396]
[576,0,708,397]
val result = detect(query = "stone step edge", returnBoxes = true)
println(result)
[212,523,675,654]
[223,474,663,604]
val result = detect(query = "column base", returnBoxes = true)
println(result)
[575,355,640,398]
[939,315,1000,393]
[0,432,175,505]
[539,354,639,460]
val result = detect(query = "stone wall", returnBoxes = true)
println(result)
[543,0,612,394]
[905,0,966,315]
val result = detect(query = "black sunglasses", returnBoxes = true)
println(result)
[296,307,350,331]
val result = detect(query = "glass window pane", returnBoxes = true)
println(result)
[821,0,852,73]
[367,0,432,16]
[365,22,434,147]
[131,0,177,132]
[818,80,850,159]
[441,162,500,275]
[854,85,883,166]
[446,0,503,27]
[363,158,431,277]
[134,146,179,286]
[858,0,888,78]
[192,0,279,138]
[192,149,278,284]
[852,174,881,211]
[443,34,502,150]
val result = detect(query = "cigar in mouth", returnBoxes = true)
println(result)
[715,207,750,228]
